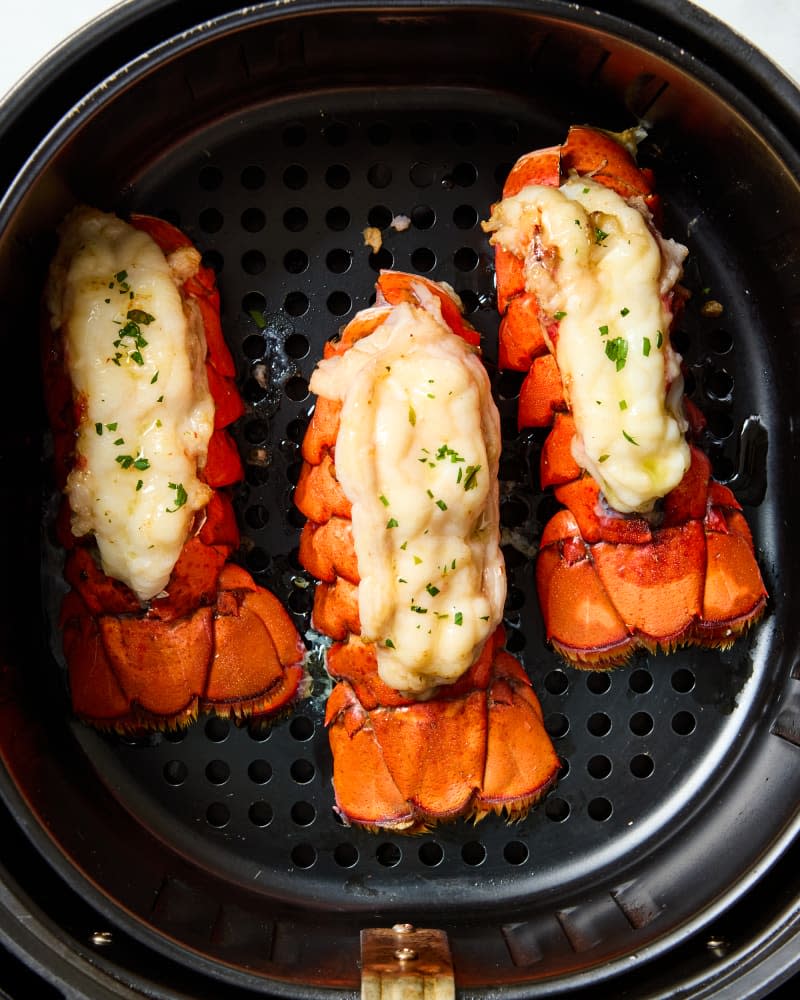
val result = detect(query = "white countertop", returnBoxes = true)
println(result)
[0,0,798,105]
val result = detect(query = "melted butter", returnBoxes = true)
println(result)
[309,292,505,694]
[484,177,690,513]
[47,207,214,601]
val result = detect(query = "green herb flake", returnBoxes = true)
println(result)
[136,479,143,492]
[386,517,399,529]
[166,482,188,512]
[582,186,590,194]
[157,395,164,403]
[114,270,128,283]
[95,423,103,436]
[411,605,428,615]
[384,638,395,649]
[400,541,408,551]
[656,330,664,349]
[114,437,125,446]
[594,227,609,244]
[249,309,266,329]
[463,464,481,491]
[413,555,422,565]
[554,310,567,321]
[620,307,630,317]
[151,371,159,385]
[106,422,118,431]
[643,336,651,357]
[605,337,628,371]
[618,400,627,412]
[127,309,155,325]
[379,494,389,507]
[622,430,639,446]
[454,611,463,626]
[599,454,610,463]
[133,457,150,471]
[599,324,609,336]
[435,499,447,511]
[408,405,417,426]
[426,583,440,597]
[115,454,134,469]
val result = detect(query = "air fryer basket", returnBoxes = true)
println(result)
[1,1,799,997]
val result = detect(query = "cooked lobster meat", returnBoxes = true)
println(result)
[44,207,306,730]
[482,126,768,667]
[295,271,559,832]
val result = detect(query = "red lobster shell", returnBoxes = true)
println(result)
[484,126,767,667]
[294,271,559,832]
[44,208,306,730]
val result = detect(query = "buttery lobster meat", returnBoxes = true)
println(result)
[295,272,559,832]
[44,207,305,730]
[483,126,767,667]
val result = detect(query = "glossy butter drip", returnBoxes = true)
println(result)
[485,177,690,513]
[47,207,214,601]
[310,291,505,694]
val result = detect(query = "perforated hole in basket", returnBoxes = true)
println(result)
[82,100,752,906]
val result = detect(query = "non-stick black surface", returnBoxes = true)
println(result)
[64,92,768,908]
[1,3,799,997]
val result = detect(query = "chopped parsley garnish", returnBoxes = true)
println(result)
[379,494,389,506]
[426,583,440,597]
[436,444,464,463]
[599,324,609,336]
[114,437,125,445]
[411,605,428,614]
[127,309,155,326]
[166,482,188,512]
[408,405,417,426]
[599,454,610,462]
[136,479,143,492]
[435,499,447,511]
[463,464,481,491]
[643,336,651,357]
[622,430,639,446]
[618,400,627,411]
[594,227,609,244]
[249,308,266,329]
[106,422,118,431]
[454,611,463,626]
[620,307,630,317]
[116,453,150,473]
[384,638,395,649]
[151,371,159,385]
[605,337,628,371]
[656,330,664,348]
[413,555,422,564]
[95,423,103,436]
[386,517,399,529]
[554,310,567,320]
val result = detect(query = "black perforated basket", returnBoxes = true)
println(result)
[1,2,799,997]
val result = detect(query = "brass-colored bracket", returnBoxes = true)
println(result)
[361,923,455,1000]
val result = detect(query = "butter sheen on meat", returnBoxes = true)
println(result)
[46,207,215,602]
[309,288,505,693]
[483,177,689,514]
